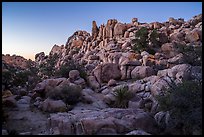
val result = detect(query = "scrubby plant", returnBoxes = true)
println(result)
[113,85,133,108]
[156,80,202,135]
[39,53,59,77]
[46,85,82,105]
[12,70,32,87]
[149,29,160,48]
[131,27,157,54]
[2,69,13,90]
[177,44,202,66]
[131,27,149,53]
[55,59,87,80]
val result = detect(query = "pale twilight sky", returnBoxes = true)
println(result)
[2,2,202,60]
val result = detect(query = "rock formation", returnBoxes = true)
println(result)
[2,14,202,135]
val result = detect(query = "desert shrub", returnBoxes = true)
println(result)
[46,85,82,105]
[55,59,87,80]
[12,70,32,87]
[2,69,13,90]
[131,27,149,53]
[156,80,202,135]
[39,53,59,77]
[149,29,160,48]
[131,27,156,54]
[177,44,202,66]
[113,85,133,108]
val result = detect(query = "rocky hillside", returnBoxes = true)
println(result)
[2,54,33,70]
[2,14,202,135]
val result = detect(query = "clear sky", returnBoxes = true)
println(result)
[2,2,202,60]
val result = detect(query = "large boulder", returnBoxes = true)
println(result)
[150,76,173,96]
[169,32,185,42]
[69,70,80,81]
[167,53,185,65]
[185,28,202,43]
[2,95,17,107]
[87,76,100,90]
[40,98,67,112]
[33,78,67,97]
[167,64,192,80]
[131,66,155,79]
[161,42,180,58]
[93,63,121,83]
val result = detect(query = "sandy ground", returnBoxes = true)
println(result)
[2,105,50,135]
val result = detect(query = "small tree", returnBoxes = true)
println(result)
[131,27,149,53]
[131,27,156,54]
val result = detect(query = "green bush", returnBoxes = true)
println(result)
[149,29,160,48]
[131,27,156,54]
[55,59,87,80]
[156,80,202,135]
[131,27,149,53]
[12,70,32,87]
[2,69,13,89]
[113,85,133,108]
[39,53,59,77]
[177,44,202,66]
[46,85,82,105]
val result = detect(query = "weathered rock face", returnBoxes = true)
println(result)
[104,19,118,39]
[35,52,45,62]
[93,63,121,83]
[114,23,127,38]
[49,44,63,56]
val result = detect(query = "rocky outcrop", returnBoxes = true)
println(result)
[92,21,99,40]
[47,108,160,135]
[3,14,202,135]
